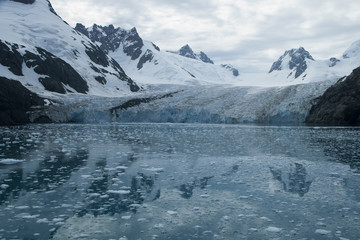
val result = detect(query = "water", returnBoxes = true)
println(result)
[0,123,359,240]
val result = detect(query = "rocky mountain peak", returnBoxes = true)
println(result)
[269,47,314,78]
[75,23,144,60]
[179,44,196,59]
[175,44,214,64]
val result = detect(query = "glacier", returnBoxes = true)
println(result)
[33,80,336,124]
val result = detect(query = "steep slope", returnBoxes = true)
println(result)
[306,66,360,125]
[75,23,240,86]
[0,0,139,97]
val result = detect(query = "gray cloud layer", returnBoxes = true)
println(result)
[51,0,360,72]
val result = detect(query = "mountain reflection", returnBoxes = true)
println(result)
[79,162,161,217]
[270,163,312,197]
[179,176,213,199]
[0,148,88,205]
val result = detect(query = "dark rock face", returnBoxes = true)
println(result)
[179,44,196,59]
[269,47,314,78]
[83,42,109,67]
[46,0,59,17]
[109,59,140,92]
[75,24,144,60]
[198,51,214,64]
[152,42,160,51]
[221,64,239,77]
[137,49,154,70]
[0,77,44,125]
[24,47,89,94]
[0,40,24,76]
[306,66,360,125]
[10,0,35,4]
[0,40,88,94]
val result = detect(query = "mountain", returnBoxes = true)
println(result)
[0,0,141,124]
[269,47,315,79]
[267,42,360,86]
[0,0,139,97]
[76,23,240,86]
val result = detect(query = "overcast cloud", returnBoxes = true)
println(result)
[51,0,360,72]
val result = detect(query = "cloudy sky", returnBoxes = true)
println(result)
[51,0,360,73]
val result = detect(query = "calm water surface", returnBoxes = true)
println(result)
[0,123,360,239]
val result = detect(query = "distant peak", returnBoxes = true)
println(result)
[269,46,314,78]
[179,44,196,59]
[175,45,214,64]
[284,47,314,61]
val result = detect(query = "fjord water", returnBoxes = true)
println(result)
[0,124,359,239]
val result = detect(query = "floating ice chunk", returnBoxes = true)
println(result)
[52,218,64,222]
[315,229,331,235]
[73,234,90,238]
[239,195,250,199]
[107,190,130,194]
[167,211,177,215]
[265,226,282,233]
[0,159,25,165]
[15,206,29,209]
[137,218,147,222]
[22,214,40,219]
[88,193,101,197]
[223,216,230,221]
[143,167,164,172]
[154,223,164,228]
[116,166,128,170]
[260,216,272,222]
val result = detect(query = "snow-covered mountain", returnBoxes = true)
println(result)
[267,43,360,85]
[269,47,315,79]
[75,23,240,86]
[0,0,139,97]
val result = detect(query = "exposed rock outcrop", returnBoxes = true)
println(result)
[0,77,44,125]
[306,66,360,125]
